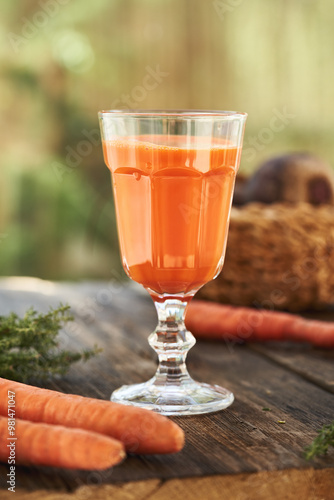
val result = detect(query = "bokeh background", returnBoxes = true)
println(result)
[1,0,333,280]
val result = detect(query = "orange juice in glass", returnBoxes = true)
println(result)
[99,110,247,415]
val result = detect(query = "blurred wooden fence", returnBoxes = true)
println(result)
[1,0,334,278]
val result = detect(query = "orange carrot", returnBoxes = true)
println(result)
[186,300,334,348]
[0,379,184,454]
[0,416,125,470]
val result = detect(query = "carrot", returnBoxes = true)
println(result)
[0,416,125,470]
[186,300,334,348]
[0,379,184,454]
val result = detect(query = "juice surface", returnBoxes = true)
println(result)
[103,136,240,296]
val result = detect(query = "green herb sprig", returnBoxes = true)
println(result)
[0,304,101,383]
[304,421,334,460]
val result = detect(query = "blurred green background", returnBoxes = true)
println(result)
[1,0,333,280]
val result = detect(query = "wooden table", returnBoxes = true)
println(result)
[0,277,333,499]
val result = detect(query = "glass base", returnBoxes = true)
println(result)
[111,377,234,416]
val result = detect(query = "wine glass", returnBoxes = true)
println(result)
[98,110,247,415]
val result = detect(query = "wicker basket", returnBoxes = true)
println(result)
[198,202,334,312]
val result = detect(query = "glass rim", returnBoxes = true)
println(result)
[98,109,247,119]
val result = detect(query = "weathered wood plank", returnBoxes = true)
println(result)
[249,342,334,394]
[248,309,334,394]
[1,469,334,500]
[0,278,333,493]
[0,478,161,500]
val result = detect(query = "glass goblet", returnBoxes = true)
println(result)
[98,110,247,415]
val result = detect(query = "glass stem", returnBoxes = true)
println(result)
[149,299,196,387]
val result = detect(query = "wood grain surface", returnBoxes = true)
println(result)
[1,469,333,500]
[0,278,333,497]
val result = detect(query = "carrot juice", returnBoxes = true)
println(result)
[103,136,241,296]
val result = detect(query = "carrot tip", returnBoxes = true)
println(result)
[172,423,185,452]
